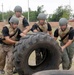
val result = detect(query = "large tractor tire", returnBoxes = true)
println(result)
[13,32,61,75]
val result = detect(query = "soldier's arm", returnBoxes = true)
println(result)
[31,24,38,32]
[54,28,59,40]
[19,29,26,37]
[15,29,26,41]
[62,40,73,50]
[23,18,30,34]
[62,29,74,49]
[47,31,52,36]
[47,23,52,36]
[33,30,38,32]
[2,27,17,44]
[4,36,16,44]
[23,26,30,34]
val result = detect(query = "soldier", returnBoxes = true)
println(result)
[31,13,52,64]
[54,18,74,70]
[31,13,52,35]
[0,16,25,75]
[8,5,31,73]
[9,5,30,35]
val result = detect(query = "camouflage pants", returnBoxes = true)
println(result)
[61,42,74,70]
[35,48,46,64]
[0,44,13,75]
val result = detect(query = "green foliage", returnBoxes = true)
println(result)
[48,5,72,21]
[5,11,14,20]
[22,11,28,19]
[0,5,72,22]
[23,5,45,22]
[0,12,2,21]
[0,11,14,22]
[0,5,45,22]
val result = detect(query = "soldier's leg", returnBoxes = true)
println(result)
[35,49,42,64]
[5,46,13,75]
[68,42,74,69]
[62,48,70,70]
[41,48,46,60]
[0,44,6,71]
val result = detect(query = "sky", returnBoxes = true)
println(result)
[0,0,74,14]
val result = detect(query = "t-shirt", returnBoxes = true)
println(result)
[54,28,74,40]
[31,23,52,32]
[2,26,22,41]
[23,18,29,27]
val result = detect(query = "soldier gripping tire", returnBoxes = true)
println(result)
[13,32,61,75]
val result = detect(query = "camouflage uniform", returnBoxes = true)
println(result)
[61,42,74,69]
[58,25,74,69]
[0,24,19,75]
[0,45,13,75]
[12,13,29,74]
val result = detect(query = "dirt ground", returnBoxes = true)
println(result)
[0,21,74,29]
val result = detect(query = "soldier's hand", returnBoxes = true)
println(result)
[15,41,19,44]
[61,46,65,52]
[20,33,26,37]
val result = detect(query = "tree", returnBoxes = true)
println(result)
[48,5,72,22]
[4,11,14,21]
[0,5,45,22]
[0,12,2,21]
[36,5,45,19]
[37,5,45,14]
[23,5,45,22]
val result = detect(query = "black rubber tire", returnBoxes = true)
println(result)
[33,70,74,75]
[13,32,61,75]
